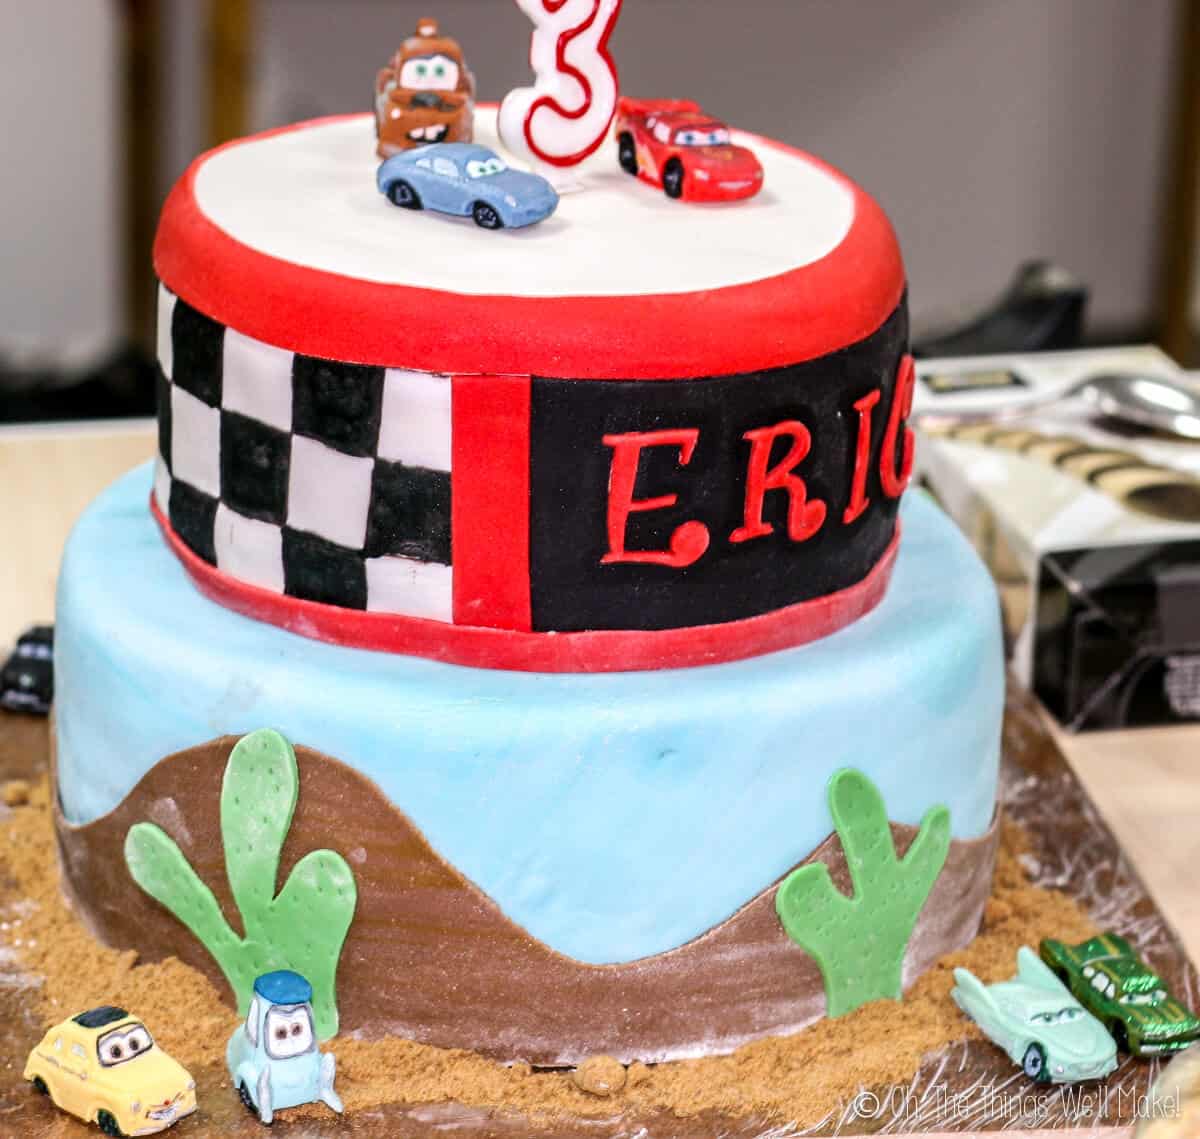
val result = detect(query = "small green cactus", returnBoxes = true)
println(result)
[124,729,356,1039]
[775,768,950,1018]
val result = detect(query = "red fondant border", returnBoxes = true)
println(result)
[151,496,900,673]
[153,111,905,380]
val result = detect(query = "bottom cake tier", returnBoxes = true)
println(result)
[53,464,1004,1064]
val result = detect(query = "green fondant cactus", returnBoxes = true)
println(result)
[124,729,356,1040]
[775,768,950,1018]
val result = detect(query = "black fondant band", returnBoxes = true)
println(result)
[528,297,910,632]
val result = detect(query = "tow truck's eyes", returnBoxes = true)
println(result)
[400,54,460,91]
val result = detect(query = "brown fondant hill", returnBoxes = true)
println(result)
[55,737,998,1065]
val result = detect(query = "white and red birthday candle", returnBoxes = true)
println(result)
[499,0,623,172]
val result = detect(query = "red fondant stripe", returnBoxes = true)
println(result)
[452,374,532,630]
[151,495,899,673]
[153,112,904,380]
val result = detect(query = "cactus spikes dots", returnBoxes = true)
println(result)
[124,729,356,1040]
[775,768,951,1018]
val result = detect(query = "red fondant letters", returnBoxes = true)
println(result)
[880,355,916,499]
[730,421,826,545]
[601,363,911,569]
[843,388,881,525]
[601,429,711,568]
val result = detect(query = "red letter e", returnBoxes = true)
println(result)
[601,429,710,568]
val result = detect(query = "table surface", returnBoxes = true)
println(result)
[1,419,1194,1139]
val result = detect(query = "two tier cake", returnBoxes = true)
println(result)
[52,106,1004,1071]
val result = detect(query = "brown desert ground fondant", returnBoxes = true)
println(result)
[6,773,1096,1128]
[53,738,1002,1066]
[4,689,1195,1133]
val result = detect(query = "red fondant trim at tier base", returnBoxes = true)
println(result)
[153,112,904,380]
[151,496,900,673]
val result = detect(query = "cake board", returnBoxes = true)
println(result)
[0,683,1190,1138]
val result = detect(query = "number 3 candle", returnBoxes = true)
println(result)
[499,0,623,175]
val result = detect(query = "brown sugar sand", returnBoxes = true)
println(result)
[1,781,1096,1127]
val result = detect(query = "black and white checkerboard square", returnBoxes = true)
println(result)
[155,285,454,621]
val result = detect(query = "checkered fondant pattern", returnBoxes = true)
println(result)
[154,284,453,621]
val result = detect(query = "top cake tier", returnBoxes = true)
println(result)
[151,108,911,672]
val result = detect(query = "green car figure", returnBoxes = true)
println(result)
[1040,933,1200,1058]
[952,947,1118,1083]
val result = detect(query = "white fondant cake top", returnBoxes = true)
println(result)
[192,108,855,299]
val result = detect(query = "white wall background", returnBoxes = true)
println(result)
[0,0,1185,365]
[0,0,120,369]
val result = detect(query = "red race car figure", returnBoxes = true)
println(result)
[615,98,764,203]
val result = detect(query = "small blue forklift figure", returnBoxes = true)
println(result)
[227,970,343,1124]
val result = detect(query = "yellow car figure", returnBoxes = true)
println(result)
[24,1005,196,1135]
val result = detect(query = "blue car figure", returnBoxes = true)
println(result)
[377,142,558,230]
[227,971,343,1125]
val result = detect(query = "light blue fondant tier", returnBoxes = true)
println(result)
[56,464,1003,965]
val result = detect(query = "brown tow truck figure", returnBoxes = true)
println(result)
[375,18,475,157]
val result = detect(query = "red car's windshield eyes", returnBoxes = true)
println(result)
[674,127,731,147]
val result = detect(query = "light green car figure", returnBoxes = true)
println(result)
[952,946,1118,1083]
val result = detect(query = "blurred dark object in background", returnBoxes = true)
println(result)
[1034,542,1200,732]
[913,261,1089,359]
[1,625,54,716]
[0,347,155,425]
